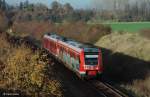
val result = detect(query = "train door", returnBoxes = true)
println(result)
[48,40,51,52]
[76,55,80,71]
[66,48,71,66]
[58,45,63,60]
[56,41,60,56]
[70,51,75,70]
[72,53,80,72]
[63,48,67,64]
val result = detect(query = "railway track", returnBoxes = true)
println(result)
[38,49,106,97]
[5,32,129,97]
[39,47,129,97]
[89,80,129,97]
[40,49,129,97]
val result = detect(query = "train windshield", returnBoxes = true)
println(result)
[84,53,99,66]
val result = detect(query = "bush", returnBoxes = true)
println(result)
[0,33,12,62]
[56,21,111,43]
[0,36,62,96]
[1,46,62,96]
[12,21,111,43]
[0,11,9,32]
[12,20,55,40]
[140,29,150,39]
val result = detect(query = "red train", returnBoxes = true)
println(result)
[43,33,103,79]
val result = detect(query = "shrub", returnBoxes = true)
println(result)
[140,29,150,39]
[56,21,111,43]
[1,45,62,96]
[0,33,12,62]
[12,20,55,40]
[12,20,111,43]
[0,11,8,32]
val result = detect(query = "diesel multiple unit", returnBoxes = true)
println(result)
[43,33,103,79]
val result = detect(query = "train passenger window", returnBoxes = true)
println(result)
[70,52,74,57]
[75,57,80,70]
[77,56,80,64]
[85,58,98,65]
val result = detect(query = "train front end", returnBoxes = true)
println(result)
[80,48,103,78]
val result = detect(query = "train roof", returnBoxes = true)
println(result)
[44,33,98,50]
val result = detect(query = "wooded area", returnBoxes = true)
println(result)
[92,0,150,22]
[0,0,150,24]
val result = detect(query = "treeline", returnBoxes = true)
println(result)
[0,0,7,10]
[0,0,150,42]
[0,0,111,43]
[2,0,94,23]
[93,0,150,22]
[1,0,150,24]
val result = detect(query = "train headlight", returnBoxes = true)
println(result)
[96,67,98,69]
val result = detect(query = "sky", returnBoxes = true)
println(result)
[5,0,91,9]
[5,0,140,10]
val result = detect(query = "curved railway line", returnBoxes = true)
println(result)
[43,49,129,97]
[5,32,130,97]
[88,80,128,97]
[43,50,129,97]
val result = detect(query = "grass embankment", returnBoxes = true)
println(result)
[0,33,62,97]
[104,22,150,32]
[95,32,150,97]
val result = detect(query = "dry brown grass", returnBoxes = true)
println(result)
[0,33,12,62]
[96,32,150,97]
[122,74,150,97]
[96,32,150,61]
[0,35,62,97]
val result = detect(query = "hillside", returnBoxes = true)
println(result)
[95,32,150,97]
[96,32,150,61]
[0,33,63,97]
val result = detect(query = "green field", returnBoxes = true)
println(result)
[104,22,150,32]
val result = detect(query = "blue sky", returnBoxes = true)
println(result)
[5,0,92,9]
